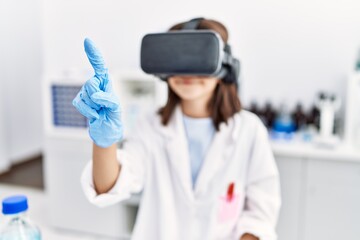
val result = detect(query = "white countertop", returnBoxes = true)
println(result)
[271,140,360,162]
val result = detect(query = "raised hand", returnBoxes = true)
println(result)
[72,38,122,148]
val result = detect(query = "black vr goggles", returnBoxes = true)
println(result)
[140,18,240,86]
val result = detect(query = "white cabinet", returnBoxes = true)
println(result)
[275,157,304,240]
[303,159,360,240]
[274,143,360,240]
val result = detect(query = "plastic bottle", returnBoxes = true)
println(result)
[248,101,267,126]
[263,101,276,129]
[248,101,259,116]
[0,195,41,240]
[273,104,295,132]
[307,104,321,130]
[291,103,307,131]
[271,103,296,140]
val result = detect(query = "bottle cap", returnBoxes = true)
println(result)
[2,195,28,215]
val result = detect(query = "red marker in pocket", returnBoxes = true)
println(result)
[226,182,235,202]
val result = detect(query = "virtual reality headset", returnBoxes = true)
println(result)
[140,18,240,85]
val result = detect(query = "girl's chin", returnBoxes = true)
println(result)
[175,82,201,86]
[177,93,205,101]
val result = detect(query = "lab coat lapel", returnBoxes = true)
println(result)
[162,106,194,200]
[194,115,239,195]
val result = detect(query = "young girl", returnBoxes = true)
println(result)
[73,18,281,240]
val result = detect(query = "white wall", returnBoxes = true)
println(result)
[0,2,9,171]
[0,0,43,163]
[0,71,9,172]
[42,0,360,110]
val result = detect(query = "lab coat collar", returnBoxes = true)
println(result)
[162,106,193,200]
[157,105,241,141]
[157,105,242,201]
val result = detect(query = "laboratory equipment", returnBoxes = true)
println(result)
[317,92,338,137]
[271,104,296,140]
[248,101,260,116]
[247,101,275,128]
[0,195,41,240]
[355,48,360,71]
[314,92,341,146]
[291,103,307,131]
[306,105,320,130]
[344,72,360,149]
[262,101,276,128]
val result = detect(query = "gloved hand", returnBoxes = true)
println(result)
[72,38,123,148]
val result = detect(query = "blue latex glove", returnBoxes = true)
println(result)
[72,38,123,148]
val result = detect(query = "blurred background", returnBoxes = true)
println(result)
[0,0,360,239]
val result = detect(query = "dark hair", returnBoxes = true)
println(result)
[158,18,242,131]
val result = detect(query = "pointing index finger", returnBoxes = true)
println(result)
[84,38,109,81]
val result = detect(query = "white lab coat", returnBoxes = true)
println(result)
[81,106,281,240]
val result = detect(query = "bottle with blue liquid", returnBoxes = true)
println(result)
[271,103,296,140]
[0,195,41,240]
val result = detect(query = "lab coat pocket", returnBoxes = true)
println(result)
[217,194,241,223]
[213,184,244,239]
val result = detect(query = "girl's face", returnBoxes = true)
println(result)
[168,76,220,101]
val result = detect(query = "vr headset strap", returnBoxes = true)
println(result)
[181,17,204,30]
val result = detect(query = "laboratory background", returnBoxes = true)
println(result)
[1,0,360,239]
